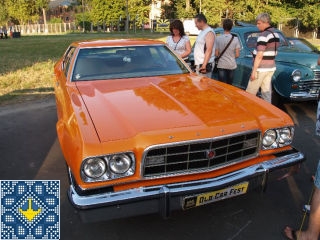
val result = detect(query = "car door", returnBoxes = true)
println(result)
[232,31,258,90]
[54,46,77,121]
[212,29,254,90]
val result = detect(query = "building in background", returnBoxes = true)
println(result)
[48,0,77,23]
[149,0,170,30]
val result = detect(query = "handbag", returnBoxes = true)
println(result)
[199,63,212,72]
[213,34,235,73]
[213,58,219,73]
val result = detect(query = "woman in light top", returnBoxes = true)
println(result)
[166,19,191,60]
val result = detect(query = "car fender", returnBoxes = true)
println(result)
[272,63,317,99]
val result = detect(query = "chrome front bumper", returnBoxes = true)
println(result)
[290,91,319,101]
[68,148,305,222]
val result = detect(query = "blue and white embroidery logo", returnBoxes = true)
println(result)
[0,180,60,240]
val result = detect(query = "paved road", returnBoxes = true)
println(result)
[0,96,319,240]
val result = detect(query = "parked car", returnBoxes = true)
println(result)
[287,37,320,54]
[53,39,305,221]
[190,26,320,103]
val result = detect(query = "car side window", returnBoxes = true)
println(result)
[277,33,289,47]
[244,31,289,49]
[244,32,259,49]
[63,47,76,76]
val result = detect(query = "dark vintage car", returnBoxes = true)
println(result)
[191,26,320,103]
[53,39,305,221]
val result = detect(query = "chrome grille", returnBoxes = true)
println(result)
[298,70,320,93]
[314,70,320,80]
[142,131,260,178]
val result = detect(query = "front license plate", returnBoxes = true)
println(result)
[182,182,249,210]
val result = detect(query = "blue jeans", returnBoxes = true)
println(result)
[217,68,234,85]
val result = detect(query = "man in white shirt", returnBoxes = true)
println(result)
[193,14,215,78]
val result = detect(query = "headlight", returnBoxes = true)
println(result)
[109,154,132,174]
[278,127,293,145]
[81,152,135,182]
[292,69,301,82]
[83,158,106,179]
[262,127,294,150]
[262,129,277,148]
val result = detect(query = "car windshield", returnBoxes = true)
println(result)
[244,31,289,49]
[72,45,189,81]
[288,38,319,53]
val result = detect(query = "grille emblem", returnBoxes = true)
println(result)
[206,150,216,160]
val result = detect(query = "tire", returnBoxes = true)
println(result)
[271,88,286,110]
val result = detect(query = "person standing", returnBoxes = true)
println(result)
[193,13,215,78]
[214,19,240,84]
[166,19,191,61]
[246,13,280,103]
[284,93,320,240]
[3,26,8,39]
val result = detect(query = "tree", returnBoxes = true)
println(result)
[0,0,317,35]
[175,0,197,19]
[197,0,225,26]
[6,0,32,24]
[35,0,49,25]
[89,0,125,26]
[128,0,152,27]
[297,3,320,34]
[0,0,8,25]
[4,0,49,24]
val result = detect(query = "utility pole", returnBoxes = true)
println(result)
[82,0,85,32]
[126,0,129,33]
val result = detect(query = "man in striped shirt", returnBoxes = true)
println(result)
[246,13,280,103]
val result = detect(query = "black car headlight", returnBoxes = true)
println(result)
[81,152,135,182]
[262,127,294,150]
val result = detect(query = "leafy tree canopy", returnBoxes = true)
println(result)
[0,0,318,32]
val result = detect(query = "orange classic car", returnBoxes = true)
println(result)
[53,39,305,222]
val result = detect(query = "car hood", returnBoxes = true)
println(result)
[276,48,320,68]
[75,75,288,142]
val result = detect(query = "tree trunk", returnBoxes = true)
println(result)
[186,0,190,11]
[42,8,47,25]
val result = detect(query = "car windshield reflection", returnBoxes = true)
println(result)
[72,45,189,81]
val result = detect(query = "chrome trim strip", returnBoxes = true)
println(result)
[69,149,305,210]
[290,92,319,101]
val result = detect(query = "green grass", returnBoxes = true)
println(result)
[0,31,177,105]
